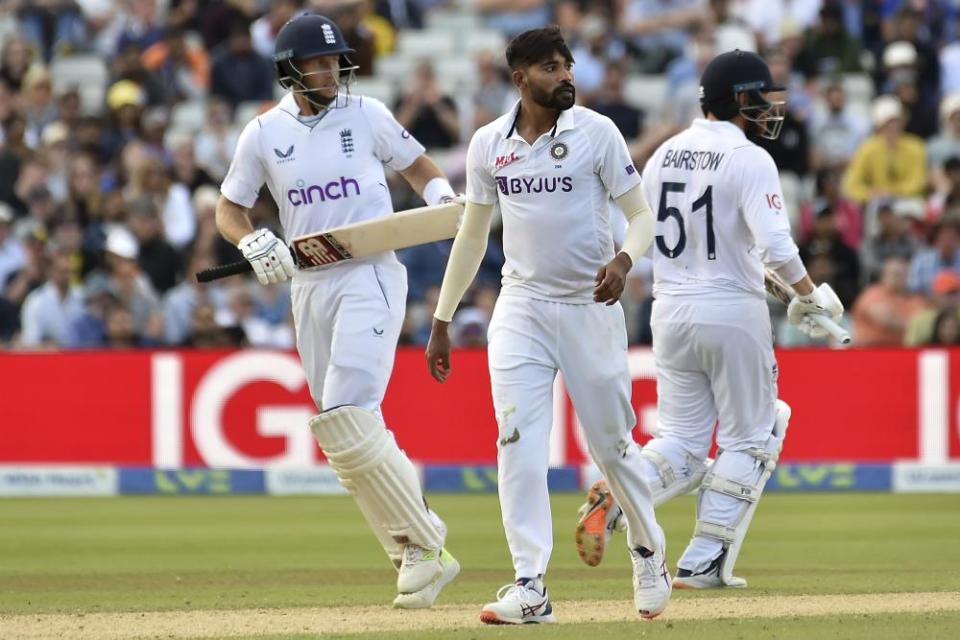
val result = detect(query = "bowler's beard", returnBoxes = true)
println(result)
[532,82,576,111]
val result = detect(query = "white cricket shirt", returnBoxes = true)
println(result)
[221,93,425,258]
[466,102,641,302]
[641,118,800,300]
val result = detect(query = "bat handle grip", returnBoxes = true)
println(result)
[810,314,852,345]
[195,260,252,283]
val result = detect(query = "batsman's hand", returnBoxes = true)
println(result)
[426,319,452,383]
[238,229,296,285]
[787,283,844,338]
[594,252,632,305]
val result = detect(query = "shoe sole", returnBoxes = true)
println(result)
[479,610,556,625]
[673,575,746,589]
[575,480,613,567]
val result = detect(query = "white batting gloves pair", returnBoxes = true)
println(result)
[787,283,844,339]
[238,229,296,285]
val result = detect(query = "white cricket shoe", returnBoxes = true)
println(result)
[632,547,672,620]
[479,577,555,625]
[575,479,626,567]
[393,547,460,609]
[397,544,444,594]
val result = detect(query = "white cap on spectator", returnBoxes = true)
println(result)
[940,93,960,123]
[0,203,13,224]
[892,197,926,219]
[871,95,903,129]
[883,41,917,68]
[105,226,139,260]
[193,185,220,212]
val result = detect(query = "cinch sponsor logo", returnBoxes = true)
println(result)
[287,177,360,205]
[495,175,573,195]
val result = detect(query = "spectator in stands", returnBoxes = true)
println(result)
[799,204,862,308]
[18,0,88,61]
[104,80,147,160]
[800,169,862,250]
[886,7,940,101]
[851,256,928,345]
[928,157,960,222]
[219,284,294,348]
[451,307,488,348]
[169,134,216,195]
[92,225,161,337]
[795,3,863,77]
[941,19,960,95]
[210,21,275,105]
[394,61,459,149]
[618,0,702,72]
[127,198,180,295]
[21,65,58,148]
[126,155,196,250]
[115,0,166,55]
[929,95,960,190]
[142,27,211,103]
[193,97,239,182]
[65,153,104,235]
[373,0,423,31]
[39,121,71,203]
[139,106,170,158]
[102,301,161,349]
[567,14,616,101]
[905,270,960,345]
[55,86,82,133]
[706,0,756,53]
[1,36,35,91]
[890,67,938,139]
[0,204,25,290]
[930,309,960,345]
[476,0,551,40]
[861,198,919,282]
[163,251,221,345]
[399,237,502,304]
[843,95,926,205]
[738,0,822,51]
[473,50,513,129]
[3,226,48,312]
[909,218,960,294]
[112,43,167,106]
[809,80,869,171]
[49,215,94,283]
[19,252,84,347]
[252,0,304,58]
[66,277,115,348]
[587,61,644,141]
[182,300,244,348]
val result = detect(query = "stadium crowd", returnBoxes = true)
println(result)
[1,0,959,350]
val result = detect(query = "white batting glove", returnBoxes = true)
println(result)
[787,283,844,339]
[238,229,296,285]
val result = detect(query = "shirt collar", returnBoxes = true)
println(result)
[501,100,576,141]
[692,117,746,140]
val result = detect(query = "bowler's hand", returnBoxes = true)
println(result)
[594,252,632,305]
[426,318,452,383]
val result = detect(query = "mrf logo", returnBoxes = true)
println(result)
[288,177,360,205]
[495,152,521,169]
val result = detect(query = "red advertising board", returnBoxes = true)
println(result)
[0,348,953,466]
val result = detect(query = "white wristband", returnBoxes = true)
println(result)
[422,177,456,206]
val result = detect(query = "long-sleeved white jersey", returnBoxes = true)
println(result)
[641,118,803,300]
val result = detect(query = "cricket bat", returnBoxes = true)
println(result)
[763,268,852,344]
[196,202,463,283]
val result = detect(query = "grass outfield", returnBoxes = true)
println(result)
[2,493,960,638]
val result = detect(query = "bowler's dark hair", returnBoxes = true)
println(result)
[505,26,574,71]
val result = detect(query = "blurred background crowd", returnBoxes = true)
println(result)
[1,0,959,350]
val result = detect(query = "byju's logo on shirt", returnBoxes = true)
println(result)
[274,145,295,164]
[288,177,360,206]
[495,175,573,196]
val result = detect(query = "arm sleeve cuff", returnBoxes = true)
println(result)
[614,183,655,264]
[422,177,456,206]
[773,254,808,286]
[433,201,495,322]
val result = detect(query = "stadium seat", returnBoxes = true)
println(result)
[234,100,266,127]
[462,31,507,55]
[171,100,207,133]
[435,58,477,94]
[50,54,108,113]
[623,75,669,119]
[351,78,398,106]
[426,9,480,33]
[397,31,456,58]
[376,55,415,84]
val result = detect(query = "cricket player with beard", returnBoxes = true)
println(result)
[216,13,459,609]
[426,26,671,624]
[574,50,844,589]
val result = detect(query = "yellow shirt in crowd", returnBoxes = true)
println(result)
[842,133,927,204]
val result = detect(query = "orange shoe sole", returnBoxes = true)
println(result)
[575,480,613,567]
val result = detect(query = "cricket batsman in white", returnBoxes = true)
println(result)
[426,26,671,623]
[215,13,459,608]
[574,50,844,588]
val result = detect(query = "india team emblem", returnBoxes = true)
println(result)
[550,142,568,161]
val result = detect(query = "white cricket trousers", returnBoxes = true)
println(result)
[488,294,664,580]
[290,260,406,412]
[649,295,778,572]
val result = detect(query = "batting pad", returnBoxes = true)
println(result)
[310,407,444,555]
[640,444,709,506]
